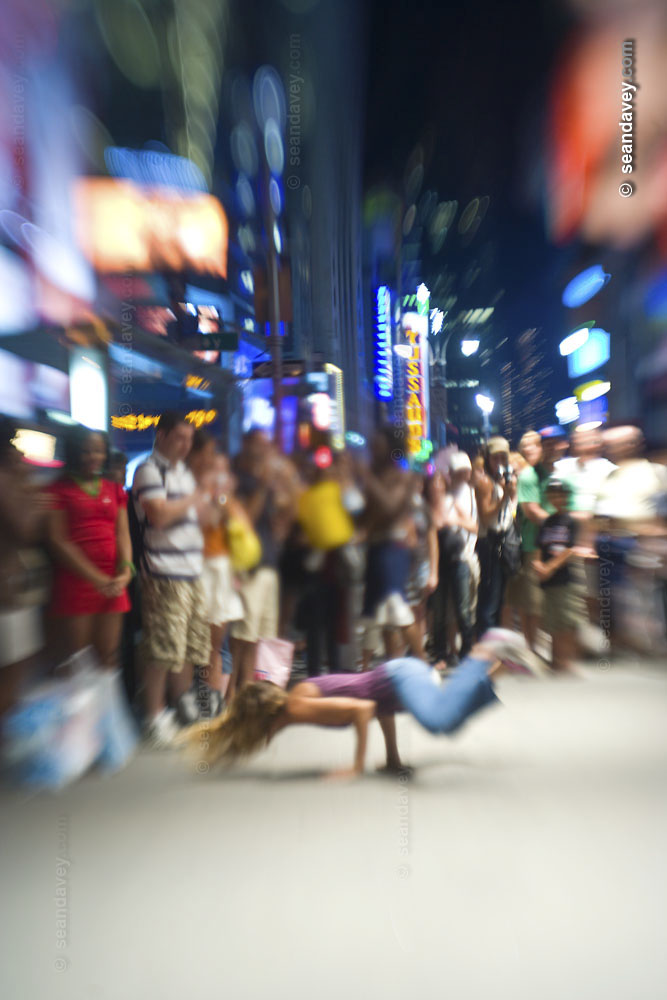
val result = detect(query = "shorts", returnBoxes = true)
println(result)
[361,592,415,652]
[230,567,279,644]
[505,551,544,618]
[201,556,243,626]
[140,575,211,672]
[0,606,43,668]
[543,584,586,634]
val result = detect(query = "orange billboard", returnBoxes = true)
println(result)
[73,178,228,278]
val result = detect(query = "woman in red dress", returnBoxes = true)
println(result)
[46,426,132,668]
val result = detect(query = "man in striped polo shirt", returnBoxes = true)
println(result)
[132,411,210,746]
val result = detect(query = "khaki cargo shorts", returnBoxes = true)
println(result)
[543,583,586,634]
[140,575,211,672]
[505,550,544,618]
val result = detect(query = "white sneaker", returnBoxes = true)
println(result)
[144,709,179,749]
[479,628,547,678]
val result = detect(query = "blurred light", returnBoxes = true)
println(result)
[73,179,228,278]
[458,198,479,234]
[562,266,610,308]
[430,309,444,334]
[403,204,416,236]
[0,248,36,333]
[560,326,591,356]
[95,0,160,89]
[236,175,256,217]
[577,397,608,426]
[243,317,255,331]
[461,339,480,357]
[416,283,430,305]
[314,446,332,469]
[475,393,494,414]
[12,429,58,467]
[269,177,282,216]
[555,396,580,425]
[309,393,331,430]
[345,431,366,448]
[374,286,393,400]
[264,119,285,175]
[578,420,603,431]
[253,67,287,132]
[21,224,94,302]
[273,223,282,254]
[70,349,108,432]
[240,270,254,294]
[104,147,207,192]
[394,344,412,360]
[46,410,77,426]
[578,380,611,402]
[567,328,610,378]
[230,123,259,177]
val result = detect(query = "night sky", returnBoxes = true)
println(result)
[363,0,575,404]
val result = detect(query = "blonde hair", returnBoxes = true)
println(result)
[180,682,288,767]
[510,451,527,473]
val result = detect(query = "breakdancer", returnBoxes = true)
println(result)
[183,629,543,778]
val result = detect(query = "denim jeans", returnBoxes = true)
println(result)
[384,656,498,735]
[476,535,507,635]
[432,559,476,660]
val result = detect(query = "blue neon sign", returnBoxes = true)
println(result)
[562,265,610,308]
[374,286,393,400]
[567,328,610,379]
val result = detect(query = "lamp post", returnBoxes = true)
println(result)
[429,320,480,445]
[475,392,494,441]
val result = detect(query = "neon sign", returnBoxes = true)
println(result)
[374,286,393,400]
[111,410,217,431]
[404,326,426,456]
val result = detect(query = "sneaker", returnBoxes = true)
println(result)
[198,686,223,719]
[479,628,546,678]
[144,709,179,749]
[176,689,201,726]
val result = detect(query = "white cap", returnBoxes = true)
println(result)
[449,451,472,473]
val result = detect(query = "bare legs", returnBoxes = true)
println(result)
[227,637,256,702]
[52,613,123,669]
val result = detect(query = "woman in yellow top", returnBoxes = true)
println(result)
[296,450,356,676]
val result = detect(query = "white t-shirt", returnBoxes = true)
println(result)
[445,483,479,561]
[594,459,667,522]
[132,450,203,579]
[556,456,616,513]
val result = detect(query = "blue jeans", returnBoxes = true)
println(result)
[476,535,506,635]
[384,656,498,735]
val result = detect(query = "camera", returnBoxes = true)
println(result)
[499,466,514,484]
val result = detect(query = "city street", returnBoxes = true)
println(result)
[2,660,667,1000]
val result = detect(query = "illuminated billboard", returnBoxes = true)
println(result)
[73,178,228,277]
[374,286,393,400]
[402,308,429,457]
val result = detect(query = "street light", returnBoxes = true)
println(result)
[475,392,494,440]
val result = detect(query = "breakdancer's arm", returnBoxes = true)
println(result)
[278,696,377,777]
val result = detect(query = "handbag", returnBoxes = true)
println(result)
[254,637,294,688]
[498,519,522,577]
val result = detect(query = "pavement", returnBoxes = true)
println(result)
[2,658,667,1000]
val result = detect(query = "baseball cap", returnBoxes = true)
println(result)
[487,437,510,455]
[449,452,472,472]
[539,425,567,440]
[545,475,571,493]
